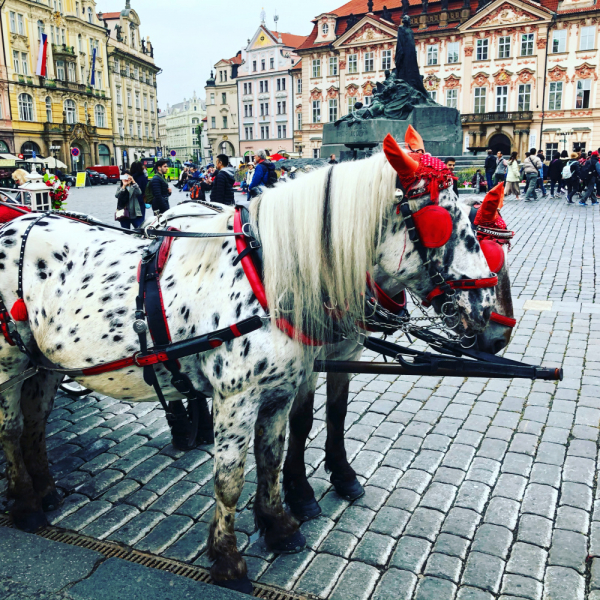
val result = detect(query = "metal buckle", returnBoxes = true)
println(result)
[144,226,157,240]
[132,351,145,367]
[241,222,254,238]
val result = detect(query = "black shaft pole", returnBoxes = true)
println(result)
[314,361,563,381]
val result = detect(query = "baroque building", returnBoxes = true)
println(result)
[1,0,114,169]
[102,2,160,168]
[295,0,600,158]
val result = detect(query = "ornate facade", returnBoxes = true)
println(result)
[295,0,600,158]
[0,0,114,170]
[102,3,160,168]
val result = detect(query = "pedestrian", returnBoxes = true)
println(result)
[523,147,543,202]
[249,149,277,197]
[470,169,486,193]
[242,164,254,194]
[115,172,144,229]
[484,148,496,192]
[578,151,600,206]
[329,154,338,165]
[535,151,548,197]
[505,152,521,200]
[130,160,148,219]
[563,152,580,204]
[493,151,508,185]
[149,158,171,213]
[548,151,564,198]
[210,154,235,205]
[444,157,459,196]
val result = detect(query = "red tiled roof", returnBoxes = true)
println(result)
[264,29,308,48]
[228,53,243,65]
[100,12,121,19]
[291,58,303,71]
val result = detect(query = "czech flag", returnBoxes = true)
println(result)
[35,33,48,77]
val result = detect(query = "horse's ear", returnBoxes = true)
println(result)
[383,134,419,188]
[405,125,425,153]
[474,182,504,226]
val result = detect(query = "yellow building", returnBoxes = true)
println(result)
[1,0,114,170]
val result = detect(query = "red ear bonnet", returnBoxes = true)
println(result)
[383,134,420,189]
[405,125,425,153]
[474,183,504,226]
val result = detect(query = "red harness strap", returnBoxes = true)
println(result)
[424,276,499,306]
[0,310,15,346]
[490,312,516,328]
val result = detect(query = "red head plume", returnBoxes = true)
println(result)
[383,134,420,189]
[474,183,505,226]
[404,125,425,153]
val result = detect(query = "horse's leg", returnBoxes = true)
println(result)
[0,383,46,532]
[325,369,364,501]
[282,375,322,521]
[254,389,305,552]
[20,371,63,512]
[208,390,255,595]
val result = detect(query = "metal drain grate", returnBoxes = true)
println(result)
[0,515,319,600]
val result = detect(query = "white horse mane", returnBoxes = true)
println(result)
[250,153,397,343]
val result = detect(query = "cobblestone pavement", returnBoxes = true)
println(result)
[1,193,600,600]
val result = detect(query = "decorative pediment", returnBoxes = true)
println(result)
[334,15,397,49]
[548,65,568,82]
[462,0,551,31]
[310,87,323,100]
[471,72,491,88]
[424,74,441,91]
[345,83,359,97]
[493,68,513,86]
[443,74,461,90]
[361,80,377,95]
[516,68,535,85]
[326,86,339,99]
[574,62,598,81]
[346,23,390,45]
[249,26,277,50]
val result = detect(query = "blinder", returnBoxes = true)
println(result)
[412,205,453,249]
[480,239,505,274]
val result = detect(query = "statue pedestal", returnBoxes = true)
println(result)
[322,106,463,160]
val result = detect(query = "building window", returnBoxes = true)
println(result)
[277,100,287,114]
[313,148,320,159]
[276,78,286,91]
[78,34,83,53]
[576,79,591,108]
[87,7,93,23]
[447,42,459,63]
[211,116,216,128]
[9,12,15,33]
[18,93,33,121]
[244,104,252,117]
[573,141,586,153]
[580,26,595,51]
[476,38,489,60]
[252,60,257,72]
[64,99,76,124]
[56,60,65,81]
[245,126,254,140]
[322,23,329,35]
[270,57,274,69]
[348,54,358,74]
[297,112,302,130]
[118,119,123,137]
[518,84,531,110]
[45,97,52,122]
[17,14,24,36]
[222,116,228,128]
[496,86,508,112]
[19,53,28,76]
[137,122,141,138]
[312,100,321,123]
[312,59,321,78]
[95,105,105,127]
[135,92,140,109]
[134,66,139,80]
[545,142,559,156]
[261,125,269,139]
[363,51,373,72]
[125,63,130,77]
[552,30,567,53]
[68,62,76,82]
[347,96,355,114]
[548,81,563,110]
[474,87,486,113]
[329,98,338,122]
[243,83,248,95]
[128,121,133,136]
[210,93,215,105]
[498,36,511,59]
[329,56,338,76]
[143,95,148,110]
[427,45,438,66]
[446,89,458,109]
[521,33,534,56]
[37,20,45,40]
[297,78,302,94]
[260,102,269,116]
[12,51,20,74]
[222,92,227,104]
[277,124,287,138]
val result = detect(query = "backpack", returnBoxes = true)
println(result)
[562,161,575,180]
[190,183,200,200]
[144,180,154,205]
[580,159,595,182]
[262,161,278,188]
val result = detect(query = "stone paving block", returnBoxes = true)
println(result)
[390,536,431,573]
[76,438,116,463]
[433,466,466,487]
[81,504,139,540]
[103,422,145,443]
[461,552,505,594]
[442,444,476,471]
[367,466,402,490]
[111,445,159,473]
[493,473,527,501]
[567,439,596,459]
[135,514,193,554]
[386,487,420,512]
[100,478,140,503]
[76,469,124,499]
[521,484,558,519]
[410,450,444,474]
[414,576,457,600]
[59,500,112,531]
[394,435,424,452]
[547,529,587,574]
[501,574,543,600]
[397,469,432,494]
[543,567,585,600]
[257,549,315,591]
[106,435,147,458]
[174,493,214,520]
[424,552,462,583]
[161,521,211,562]
[144,467,187,495]
[352,531,395,566]
[403,508,444,542]
[455,480,491,513]
[442,507,481,540]
[457,587,494,600]
[505,542,547,581]
[147,481,199,515]
[420,482,457,512]
[555,505,589,534]
[369,505,409,537]
[422,433,451,452]
[471,523,513,559]
[529,463,561,488]
[517,515,553,549]
[79,451,119,475]
[454,430,483,448]
[335,506,375,537]
[295,553,347,598]
[562,456,595,486]
[50,455,85,480]
[509,434,539,456]
[382,449,414,471]
[327,561,380,600]
[124,488,158,511]
[300,516,334,550]
[484,497,520,530]
[560,481,592,511]
[371,568,417,600]
[501,453,533,476]
[318,531,358,558]
[184,460,214,486]
[108,510,165,545]
[477,438,508,461]
[354,485,390,511]
[318,490,350,521]
[47,493,90,525]
[434,533,470,559]
[591,558,600,590]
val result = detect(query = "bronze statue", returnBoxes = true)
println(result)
[395,15,428,95]
[402,0,410,16]
[441,0,449,11]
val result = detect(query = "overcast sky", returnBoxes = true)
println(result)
[95,0,328,108]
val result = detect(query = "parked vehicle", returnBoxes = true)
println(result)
[90,164,120,184]
[85,169,108,185]
[141,157,182,182]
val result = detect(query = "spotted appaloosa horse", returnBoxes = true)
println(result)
[282,190,516,520]
[0,136,495,593]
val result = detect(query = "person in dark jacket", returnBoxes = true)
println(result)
[210,154,235,205]
[484,149,496,194]
[564,152,580,204]
[150,159,170,213]
[548,152,564,198]
[445,157,459,196]
[129,161,148,219]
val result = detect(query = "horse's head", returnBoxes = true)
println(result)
[376,133,496,335]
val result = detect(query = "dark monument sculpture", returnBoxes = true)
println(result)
[402,0,410,16]
[382,6,393,21]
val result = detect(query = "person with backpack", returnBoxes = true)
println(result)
[548,151,564,198]
[563,152,580,204]
[523,147,543,202]
[493,151,508,185]
[249,149,277,197]
[210,154,236,205]
[505,152,521,200]
[149,159,171,214]
[484,149,496,193]
[579,151,600,206]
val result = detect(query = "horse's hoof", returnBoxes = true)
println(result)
[332,477,365,501]
[12,509,47,533]
[42,490,62,512]
[285,495,322,522]
[214,575,253,595]
[268,530,306,554]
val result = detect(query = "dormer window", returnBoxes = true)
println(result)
[322,24,329,35]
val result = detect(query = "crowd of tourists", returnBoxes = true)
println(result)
[482,147,600,205]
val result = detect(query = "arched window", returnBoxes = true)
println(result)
[37,20,45,41]
[45,97,52,123]
[18,93,33,121]
[21,141,41,158]
[87,7,93,23]
[95,105,105,127]
[0,140,10,153]
[192,118,199,124]
[64,99,76,124]
[98,144,110,166]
